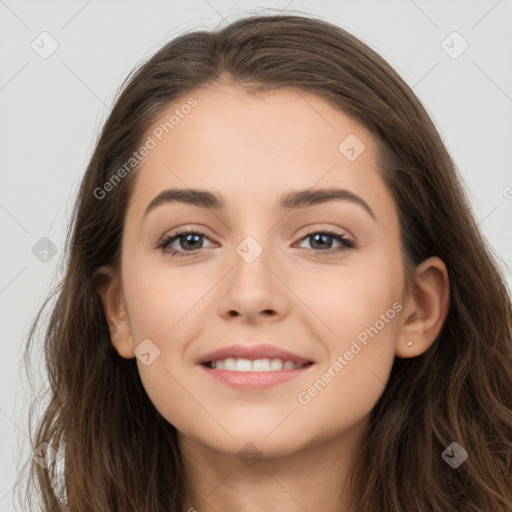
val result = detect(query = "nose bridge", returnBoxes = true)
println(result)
[217,227,289,319]
[229,205,277,268]
[231,231,276,292]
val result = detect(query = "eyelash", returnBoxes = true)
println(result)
[155,227,355,258]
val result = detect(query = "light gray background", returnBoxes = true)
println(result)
[1,0,511,509]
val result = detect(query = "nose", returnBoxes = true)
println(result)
[217,239,291,323]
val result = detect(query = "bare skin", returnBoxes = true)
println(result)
[97,83,449,512]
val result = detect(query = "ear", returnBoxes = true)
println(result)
[94,265,135,359]
[395,256,450,358]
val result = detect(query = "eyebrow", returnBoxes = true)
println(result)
[143,187,376,221]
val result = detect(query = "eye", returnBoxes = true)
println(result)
[156,227,355,258]
[156,229,214,258]
[295,228,355,256]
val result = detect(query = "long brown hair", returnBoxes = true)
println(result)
[17,11,512,512]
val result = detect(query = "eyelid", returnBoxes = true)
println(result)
[295,223,354,241]
[159,223,214,240]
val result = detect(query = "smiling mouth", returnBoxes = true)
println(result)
[203,358,314,372]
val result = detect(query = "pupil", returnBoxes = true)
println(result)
[311,234,332,250]
[182,234,201,250]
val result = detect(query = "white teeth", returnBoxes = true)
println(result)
[253,358,270,371]
[269,358,283,371]
[209,358,307,371]
[224,358,236,371]
[235,358,252,372]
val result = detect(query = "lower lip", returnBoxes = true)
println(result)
[199,363,315,390]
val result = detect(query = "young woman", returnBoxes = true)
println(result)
[19,12,512,512]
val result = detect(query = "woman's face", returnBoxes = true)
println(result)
[113,83,408,457]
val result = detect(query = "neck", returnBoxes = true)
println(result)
[178,415,369,512]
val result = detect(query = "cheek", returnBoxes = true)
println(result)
[293,248,403,347]
[293,352,392,446]
[122,255,210,341]
[290,255,401,423]
[293,305,399,444]
[121,258,215,430]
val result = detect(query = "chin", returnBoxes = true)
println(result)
[179,420,308,459]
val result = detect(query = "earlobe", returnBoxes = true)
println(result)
[395,257,450,358]
[94,265,135,359]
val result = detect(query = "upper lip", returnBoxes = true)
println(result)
[196,344,314,365]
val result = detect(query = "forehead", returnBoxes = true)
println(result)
[127,83,395,222]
